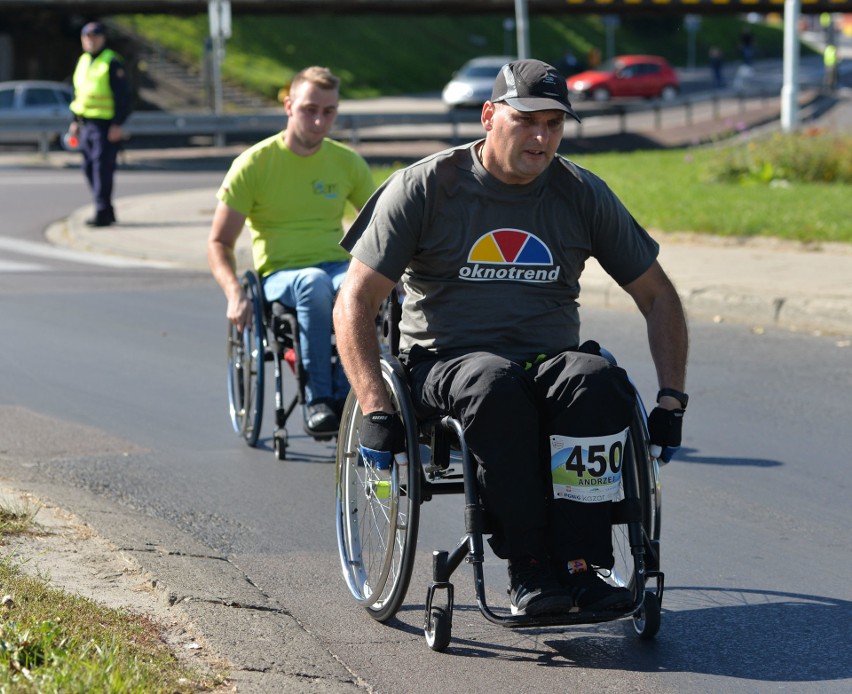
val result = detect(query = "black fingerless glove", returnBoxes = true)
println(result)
[359,411,405,471]
[648,406,684,463]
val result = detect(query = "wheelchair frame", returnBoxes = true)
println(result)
[226,270,333,460]
[335,350,664,652]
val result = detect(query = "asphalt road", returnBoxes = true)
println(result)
[1,166,851,692]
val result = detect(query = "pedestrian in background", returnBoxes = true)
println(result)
[738,27,755,67]
[709,47,725,89]
[69,21,131,227]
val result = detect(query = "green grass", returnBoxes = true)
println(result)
[0,501,222,693]
[569,136,851,243]
[114,13,802,100]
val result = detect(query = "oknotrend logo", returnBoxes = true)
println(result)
[459,229,560,283]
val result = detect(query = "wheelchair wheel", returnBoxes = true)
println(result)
[606,400,661,610]
[335,356,421,622]
[227,272,266,447]
[273,429,287,460]
[633,589,661,639]
[425,606,452,652]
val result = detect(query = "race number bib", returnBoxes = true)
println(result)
[550,428,629,503]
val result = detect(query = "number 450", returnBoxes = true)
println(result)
[563,442,623,478]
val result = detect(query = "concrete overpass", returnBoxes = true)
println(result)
[2,0,850,14]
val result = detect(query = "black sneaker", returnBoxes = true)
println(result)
[304,401,339,436]
[85,214,114,227]
[507,556,574,616]
[85,209,116,227]
[562,559,632,612]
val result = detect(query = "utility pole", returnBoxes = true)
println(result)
[515,0,530,59]
[208,0,231,145]
[780,0,801,132]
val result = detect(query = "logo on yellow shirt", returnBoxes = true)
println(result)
[312,179,338,198]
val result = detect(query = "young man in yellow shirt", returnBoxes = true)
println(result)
[208,66,375,436]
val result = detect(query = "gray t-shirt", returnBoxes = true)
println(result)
[342,141,659,362]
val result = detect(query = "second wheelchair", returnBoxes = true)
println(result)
[226,269,340,460]
[226,269,397,460]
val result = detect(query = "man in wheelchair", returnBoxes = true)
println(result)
[208,66,375,436]
[334,59,688,617]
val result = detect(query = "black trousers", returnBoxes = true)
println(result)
[407,346,635,568]
[80,119,119,217]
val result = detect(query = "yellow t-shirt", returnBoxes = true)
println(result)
[218,134,375,277]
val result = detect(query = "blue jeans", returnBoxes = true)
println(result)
[262,260,349,405]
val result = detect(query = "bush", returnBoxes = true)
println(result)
[707,129,852,185]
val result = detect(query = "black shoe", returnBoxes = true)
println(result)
[562,560,632,612]
[85,211,115,227]
[507,556,574,616]
[304,400,339,436]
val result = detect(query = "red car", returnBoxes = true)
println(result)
[567,55,680,102]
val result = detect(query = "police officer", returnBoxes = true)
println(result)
[69,22,131,227]
[824,44,838,93]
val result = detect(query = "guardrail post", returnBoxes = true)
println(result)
[349,115,360,146]
[712,94,720,120]
[685,99,693,127]
[38,132,50,157]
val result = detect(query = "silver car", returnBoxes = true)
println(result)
[441,56,514,109]
[0,80,75,150]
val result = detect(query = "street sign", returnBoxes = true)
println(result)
[209,0,232,39]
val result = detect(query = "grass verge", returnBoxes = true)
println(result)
[0,499,221,693]
[568,131,851,244]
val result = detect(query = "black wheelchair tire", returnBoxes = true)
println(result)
[226,272,266,447]
[424,606,452,652]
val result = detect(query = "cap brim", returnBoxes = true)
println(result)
[502,96,581,123]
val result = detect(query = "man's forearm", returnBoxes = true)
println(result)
[208,241,240,297]
[645,287,688,392]
[334,296,392,414]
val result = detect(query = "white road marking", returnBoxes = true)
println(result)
[0,259,48,272]
[0,236,176,269]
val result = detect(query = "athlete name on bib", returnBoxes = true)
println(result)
[550,427,629,503]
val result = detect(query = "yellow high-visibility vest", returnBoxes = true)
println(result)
[824,45,837,68]
[70,49,118,119]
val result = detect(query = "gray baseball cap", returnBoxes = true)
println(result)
[491,59,581,123]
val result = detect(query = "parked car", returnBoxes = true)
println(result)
[566,55,679,102]
[0,80,76,149]
[441,56,514,109]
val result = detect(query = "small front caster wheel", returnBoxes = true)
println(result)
[633,591,661,639]
[425,606,452,652]
[273,430,288,461]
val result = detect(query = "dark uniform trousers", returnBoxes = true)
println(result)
[407,345,636,570]
[80,118,119,218]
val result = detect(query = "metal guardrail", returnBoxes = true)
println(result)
[0,87,791,155]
